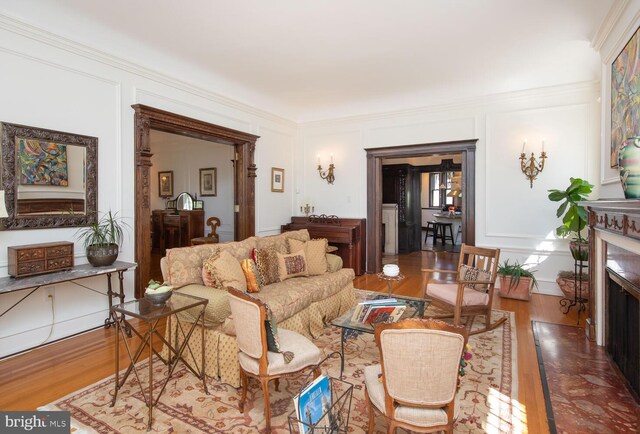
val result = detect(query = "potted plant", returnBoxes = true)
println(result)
[556,270,590,301]
[497,260,538,300]
[548,177,594,261]
[76,211,129,267]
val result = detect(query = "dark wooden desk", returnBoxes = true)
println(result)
[281,216,366,275]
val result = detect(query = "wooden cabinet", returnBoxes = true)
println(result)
[281,216,366,275]
[152,209,204,254]
[382,164,421,253]
[8,242,74,278]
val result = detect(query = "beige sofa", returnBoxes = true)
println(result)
[160,229,356,387]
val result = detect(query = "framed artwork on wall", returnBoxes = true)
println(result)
[199,167,217,196]
[158,171,173,197]
[611,24,640,167]
[271,167,284,192]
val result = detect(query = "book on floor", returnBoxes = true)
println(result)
[293,374,332,434]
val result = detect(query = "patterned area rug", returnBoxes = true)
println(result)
[41,291,518,433]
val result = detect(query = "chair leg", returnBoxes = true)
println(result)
[274,378,280,392]
[239,369,248,412]
[365,388,375,434]
[313,367,321,379]
[387,421,396,434]
[260,378,272,433]
[453,304,462,325]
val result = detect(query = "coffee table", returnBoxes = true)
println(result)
[331,292,428,375]
[110,292,208,430]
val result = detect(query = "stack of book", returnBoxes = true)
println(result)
[293,374,335,434]
[350,298,407,324]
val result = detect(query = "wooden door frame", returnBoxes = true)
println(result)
[133,104,259,297]
[365,139,477,273]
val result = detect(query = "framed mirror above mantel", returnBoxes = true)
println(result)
[0,122,98,230]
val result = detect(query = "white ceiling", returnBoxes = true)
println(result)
[0,0,614,121]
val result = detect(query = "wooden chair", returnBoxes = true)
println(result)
[226,288,322,433]
[364,318,469,434]
[422,243,505,335]
[206,216,221,243]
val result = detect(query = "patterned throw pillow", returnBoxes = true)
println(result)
[241,258,264,293]
[202,249,247,292]
[276,250,308,281]
[253,246,280,285]
[459,264,491,292]
[288,238,328,276]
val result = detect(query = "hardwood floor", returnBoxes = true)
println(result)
[0,250,583,434]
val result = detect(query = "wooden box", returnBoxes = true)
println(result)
[8,242,74,278]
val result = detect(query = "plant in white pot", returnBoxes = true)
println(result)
[547,177,594,261]
[76,211,129,267]
[497,260,538,301]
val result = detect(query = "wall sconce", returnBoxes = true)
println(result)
[300,203,315,216]
[317,154,335,184]
[519,139,547,188]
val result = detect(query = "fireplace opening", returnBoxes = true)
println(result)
[606,245,640,400]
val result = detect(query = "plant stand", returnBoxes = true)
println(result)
[559,254,588,323]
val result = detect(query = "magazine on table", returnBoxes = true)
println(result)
[293,374,335,433]
[351,298,407,324]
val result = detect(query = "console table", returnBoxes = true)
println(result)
[0,261,137,335]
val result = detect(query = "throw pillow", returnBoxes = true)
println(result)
[326,253,343,272]
[253,246,280,285]
[202,249,247,292]
[459,264,491,292]
[264,302,294,363]
[288,238,328,276]
[241,258,264,293]
[276,250,308,281]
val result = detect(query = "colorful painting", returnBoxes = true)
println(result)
[17,138,69,186]
[611,25,640,167]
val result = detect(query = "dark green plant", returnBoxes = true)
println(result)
[548,177,594,243]
[76,211,129,248]
[497,260,538,290]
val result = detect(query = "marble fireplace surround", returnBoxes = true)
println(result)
[583,200,640,345]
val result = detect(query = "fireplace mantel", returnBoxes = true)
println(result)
[582,199,640,343]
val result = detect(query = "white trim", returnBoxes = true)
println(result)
[601,8,640,63]
[591,0,631,50]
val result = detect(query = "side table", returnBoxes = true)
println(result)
[111,292,209,430]
[376,272,405,295]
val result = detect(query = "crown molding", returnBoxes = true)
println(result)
[300,81,600,127]
[0,13,296,128]
[592,0,631,50]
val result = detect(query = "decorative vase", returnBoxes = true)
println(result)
[86,243,119,267]
[617,136,640,199]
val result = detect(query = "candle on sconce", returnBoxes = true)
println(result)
[522,139,527,154]
[542,139,545,153]
[330,153,334,164]
[317,154,320,165]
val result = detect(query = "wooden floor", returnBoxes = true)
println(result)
[0,250,584,434]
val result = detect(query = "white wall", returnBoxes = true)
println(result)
[0,14,296,358]
[596,0,640,198]
[297,82,601,295]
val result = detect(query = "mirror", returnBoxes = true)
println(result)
[0,122,98,229]
[166,192,203,211]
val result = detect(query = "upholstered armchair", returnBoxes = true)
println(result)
[364,318,469,434]
[422,243,506,335]
[226,288,322,433]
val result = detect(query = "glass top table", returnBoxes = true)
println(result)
[331,292,429,374]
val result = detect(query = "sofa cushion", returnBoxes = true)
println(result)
[175,284,231,326]
[203,249,247,292]
[255,229,311,254]
[277,250,308,281]
[288,238,328,276]
[326,253,343,273]
[241,258,263,293]
[254,246,280,285]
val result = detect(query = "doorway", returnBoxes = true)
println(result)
[365,139,477,273]
[133,104,259,297]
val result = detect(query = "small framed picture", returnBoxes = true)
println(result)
[199,167,217,196]
[158,171,173,197]
[271,167,284,192]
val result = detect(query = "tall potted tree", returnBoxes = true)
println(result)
[76,211,128,267]
[548,177,594,260]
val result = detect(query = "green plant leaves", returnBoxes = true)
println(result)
[547,177,593,241]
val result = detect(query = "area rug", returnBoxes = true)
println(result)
[532,321,640,434]
[41,291,518,433]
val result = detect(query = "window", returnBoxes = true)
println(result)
[429,171,457,208]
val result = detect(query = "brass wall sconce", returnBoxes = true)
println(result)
[519,139,547,188]
[317,154,335,184]
[300,203,315,216]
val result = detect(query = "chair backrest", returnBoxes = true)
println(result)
[375,319,468,408]
[206,217,221,240]
[227,288,266,360]
[457,244,500,279]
